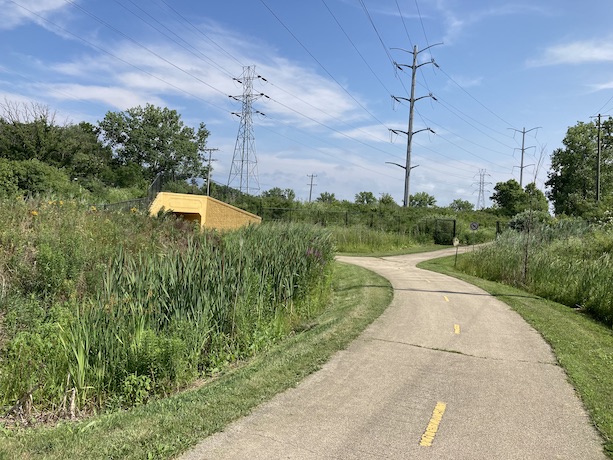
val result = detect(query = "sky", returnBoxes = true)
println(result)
[2,0,613,207]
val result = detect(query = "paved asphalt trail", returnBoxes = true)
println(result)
[179,248,606,459]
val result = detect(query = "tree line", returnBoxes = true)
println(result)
[1,99,611,220]
[0,100,209,202]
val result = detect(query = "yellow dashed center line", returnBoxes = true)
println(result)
[443,296,449,302]
[454,324,461,334]
[420,402,447,447]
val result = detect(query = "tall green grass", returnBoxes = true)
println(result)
[331,225,419,253]
[457,220,613,327]
[0,198,335,417]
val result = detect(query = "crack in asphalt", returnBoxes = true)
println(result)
[367,336,558,366]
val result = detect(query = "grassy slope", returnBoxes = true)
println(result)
[0,261,392,460]
[419,254,613,458]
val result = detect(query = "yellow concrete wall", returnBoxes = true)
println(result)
[204,196,261,230]
[149,192,261,230]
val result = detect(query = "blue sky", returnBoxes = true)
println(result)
[2,0,613,207]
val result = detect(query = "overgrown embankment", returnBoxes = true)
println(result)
[0,198,334,420]
[457,218,613,327]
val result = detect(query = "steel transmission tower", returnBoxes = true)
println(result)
[475,169,491,210]
[228,66,267,194]
[390,43,441,207]
[509,126,540,187]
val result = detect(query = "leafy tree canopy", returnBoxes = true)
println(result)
[545,118,613,216]
[0,101,113,184]
[491,179,548,217]
[449,198,474,212]
[261,187,295,201]
[98,104,209,184]
[261,187,296,209]
[354,191,376,205]
[410,191,436,208]
[379,193,397,207]
[316,192,337,204]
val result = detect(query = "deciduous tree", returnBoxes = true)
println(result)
[491,179,548,216]
[545,119,613,216]
[98,104,209,184]
[316,192,337,204]
[354,191,376,205]
[448,198,474,212]
[379,193,397,207]
[409,191,436,208]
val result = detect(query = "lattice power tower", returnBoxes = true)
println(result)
[475,169,491,210]
[228,65,265,195]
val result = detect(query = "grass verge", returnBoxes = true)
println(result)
[419,254,613,458]
[337,243,447,258]
[0,261,392,460]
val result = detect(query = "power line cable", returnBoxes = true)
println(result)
[265,94,405,162]
[113,0,236,79]
[66,0,410,170]
[257,122,402,181]
[395,0,413,46]
[265,80,403,150]
[434,97,517,150]
[595,93,613,115]
[414,108,515,159]
[258,0,390,129]
[146,0,398,154]
[414,0,431,49]
[321,0,392,95]
[157,0,245,68]
[437,64,517,130]
[9,0,232,115]
[63,0,230,99]
[357,0,395,66]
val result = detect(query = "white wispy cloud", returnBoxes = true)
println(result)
[434,1,550,44]
[528,40,613,67]
[43,22,366,128]
[591,80,613,92]
[333,123,399,144]
[40,83,166,110]
[257,146,403,201]
[0,0,73,30]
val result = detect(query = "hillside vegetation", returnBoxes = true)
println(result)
[0,199,334,421]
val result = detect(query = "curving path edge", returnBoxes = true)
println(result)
[178,248,606,459]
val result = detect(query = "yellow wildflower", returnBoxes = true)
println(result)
[30,210,38,216]
[90,205,97,212]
